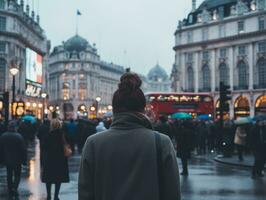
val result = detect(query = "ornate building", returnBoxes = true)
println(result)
[146,64,171,92]
[48,34,125,119]
[0,0,48,119]
[171,0,266,118]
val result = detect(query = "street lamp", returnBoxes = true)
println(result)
[41,92,47,119]
[9,65,19,119]
[95,96,101,118]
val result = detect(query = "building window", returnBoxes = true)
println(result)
[0,58,6,91]
[202,28,208,41]
[187,31,193,43]
[238,21,245,33]
[219,63,229,85]
[202,51,209,60]
[62,82,70,100]
[258,41,266,52]
[220,48,227,58]
[258,16,265,30]
[238,61,248,88]
[238,45,246,55]
[0,16,6,31]
[202,65,211,90]
[258,0,266,10]
[0,41,5,52]
[258,58,266,87]
[218,6,224,19]
[186,53,193,62]
[187,67,194,91]
[0,0,5,9]
[219,25,225,38]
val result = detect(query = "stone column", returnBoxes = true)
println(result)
[182,53,186,91]
[195,51,199,92]
[211,49,216,92]
[228,47,234,90]
[248,43,254,90]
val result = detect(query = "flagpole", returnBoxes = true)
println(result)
[76,12,78,35]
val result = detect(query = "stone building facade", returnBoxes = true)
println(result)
[48,34,124,119]
[0,0,48,119]
[171,0,266,119]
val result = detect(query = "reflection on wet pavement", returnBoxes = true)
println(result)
[0,140,266,200]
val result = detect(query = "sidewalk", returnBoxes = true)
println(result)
[214,154,266,169]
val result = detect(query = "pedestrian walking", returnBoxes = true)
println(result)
[0,121,27,198]
[65,119,77,153]
[251,120,266,178]
[96,120,107,133]
[79,72,181,200]
[234,124,247,161]
[174,120,194,176]
[154,115,173,140]
[42,119,70,200]
[37,119,50,168]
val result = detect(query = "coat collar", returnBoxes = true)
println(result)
[110,112,153,130]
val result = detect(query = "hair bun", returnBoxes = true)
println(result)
[118,73,142,94]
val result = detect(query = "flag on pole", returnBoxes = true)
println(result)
[77,10,82,15]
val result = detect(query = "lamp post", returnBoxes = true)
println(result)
[95,96,101,118]
[41,92,47,120]
[9,65,19,119]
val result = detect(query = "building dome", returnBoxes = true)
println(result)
[197,0,238,11]
[64,35,90,52]
[147,64,168,81]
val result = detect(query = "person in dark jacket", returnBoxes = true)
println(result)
[37,119,50,168]
[42,118,69,200]
[0,120,27,197]
[154,115,173,140]
[79,73,181,200]
[174,120,194,176]
[251,120,266,178]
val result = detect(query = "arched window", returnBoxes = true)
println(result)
[258,58,266,88]
[187,67,194,91]
[0,58,6,91]
[237,61,248,88]
[219,63,229,85]
[202,65,211,90]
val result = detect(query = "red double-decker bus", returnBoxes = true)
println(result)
[145,92,214,120]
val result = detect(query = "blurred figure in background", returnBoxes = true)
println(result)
[96,120,107,133]
[0,120,27,198]
[37,119,50,169]
[154,115,173,140]
[234,124,247,161]
[65,119,77,153]
[175,120,194,176]
[251,120,266,178]
[42,119,70,200]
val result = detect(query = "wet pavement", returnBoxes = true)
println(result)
[0,140,266,200]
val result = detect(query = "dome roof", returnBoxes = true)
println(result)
[147,64,168,81]
[64,35,90,52]
[197,0,237,11]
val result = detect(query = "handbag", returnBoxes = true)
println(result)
[62,133,72,157]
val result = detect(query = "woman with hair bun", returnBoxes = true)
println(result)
[79,72,181,200]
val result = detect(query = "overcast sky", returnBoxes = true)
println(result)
[37,0,204,76]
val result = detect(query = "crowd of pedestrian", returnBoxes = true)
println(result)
[0,72,266,199]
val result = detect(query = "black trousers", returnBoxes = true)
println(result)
[6,165,22,193]
[181,157,188,174]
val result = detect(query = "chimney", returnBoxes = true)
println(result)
[192,0,196,12]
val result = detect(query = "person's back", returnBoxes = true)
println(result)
[79,73,181,200]
[1,131,27,167]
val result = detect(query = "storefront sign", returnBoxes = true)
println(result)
[25,80,42,98]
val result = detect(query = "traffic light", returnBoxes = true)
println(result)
[219,82,231,110]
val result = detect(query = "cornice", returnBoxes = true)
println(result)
[173,30,266,51]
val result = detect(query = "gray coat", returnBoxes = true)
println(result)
[79,112,181,200]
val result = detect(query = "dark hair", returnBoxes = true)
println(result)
[112,72,146,113]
